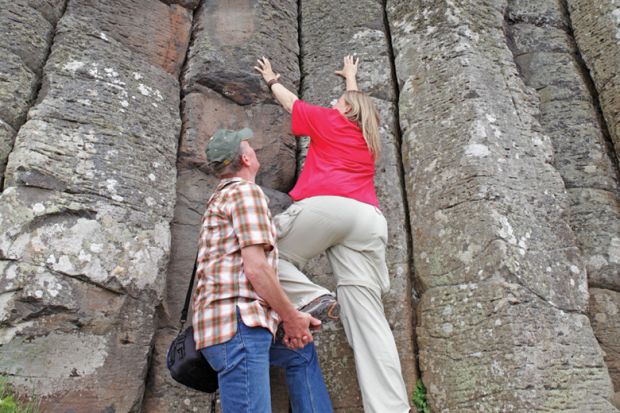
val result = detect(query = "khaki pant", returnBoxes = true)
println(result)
[275,196,410,413]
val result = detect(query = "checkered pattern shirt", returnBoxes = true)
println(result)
[192,177,280,349]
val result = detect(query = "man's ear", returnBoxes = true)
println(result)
[239,153,251,167]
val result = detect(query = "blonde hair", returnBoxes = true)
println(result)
[342,90,381,160]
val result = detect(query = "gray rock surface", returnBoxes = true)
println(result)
[567,0,620,161]
[418,281,615,412]
[508,2,620,403]
[183,0,299,106]
[0,0,65,182]
[0,1,190,411]
[180,0,298,192]
[0,121,15,183]
[590,288,620,409]
[508,0,620,283]
[180,87,296,192]
[387,0,617,411]
[161,0,202,10]
[297,0,416,410]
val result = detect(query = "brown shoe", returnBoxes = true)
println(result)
[276,294,340,341]
[299,294,340,324]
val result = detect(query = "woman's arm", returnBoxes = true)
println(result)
[254,57,298,113]
[335,54,359,91]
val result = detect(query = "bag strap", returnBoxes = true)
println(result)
[179,179,238,330]
[210,393,217,413]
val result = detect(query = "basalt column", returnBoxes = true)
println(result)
[567,0,620,162]
[0,0,66,186]
[507,0,620,407]
[142,1,299,411]
[298,0,417,410]
[0,1,191,411]
[387,1,617,411]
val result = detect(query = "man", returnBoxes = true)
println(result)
[192,127,333,412]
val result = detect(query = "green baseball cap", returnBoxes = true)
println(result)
[205,127,254,169]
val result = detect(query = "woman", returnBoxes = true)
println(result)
[255,55,410,413]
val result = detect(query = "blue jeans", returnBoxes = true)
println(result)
[200,311,333,413]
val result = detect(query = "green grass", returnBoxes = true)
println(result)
[0,377,40,413]
[412,378,430,413]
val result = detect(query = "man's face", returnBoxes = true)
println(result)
[240,140,260,175]
[332,95,350,115]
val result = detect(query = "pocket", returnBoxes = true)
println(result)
[274,203,303,240]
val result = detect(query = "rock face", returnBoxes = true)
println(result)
[568,0,620,162]
[388,0,617,411]
[506,3,620,407]
[0,0,66,184]
[1,0,620,412]
[0,1,191,411]
[506,0,620,290]
[590,289,620,408]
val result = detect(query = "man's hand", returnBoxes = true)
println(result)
[335,54,359,79]
[254,56,280,83]
[282,310,321,349]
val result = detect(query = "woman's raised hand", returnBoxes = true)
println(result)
[254,56,280,83]
[335,54,359,79]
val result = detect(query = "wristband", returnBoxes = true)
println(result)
[267,78,280,89]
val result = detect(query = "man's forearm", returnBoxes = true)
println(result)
[271,83,298,113]
[245,260,297,321]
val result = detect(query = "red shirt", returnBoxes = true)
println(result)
[289,100,379,207]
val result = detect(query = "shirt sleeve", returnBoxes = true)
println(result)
[291,99,333,140]
[229,182,275,250]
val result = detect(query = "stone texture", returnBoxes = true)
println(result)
[183,0,299,106]
[387,0,617,411]
[506,0,569,27]
[0,0,65,182]
[508,4,620,403]
[298,0,417,410]
[0,1,191,411]
[568,189,620,290]
[0,121,15,184]
[567,0,620,161]
[418,281,615,412]
[508,1,620,291]
[160,0,202,10]
[64,0,191,77]
[590,288,620,409]
[5,17,182,220]
[179,0,298,192]
[180,87,296,192]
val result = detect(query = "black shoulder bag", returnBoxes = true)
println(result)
[165,253,218,411]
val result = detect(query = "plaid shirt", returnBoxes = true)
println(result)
[192,177,280,349]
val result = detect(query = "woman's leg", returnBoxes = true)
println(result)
[325,200,409,412]
[337,285,410,413]
[275,200,345,308]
